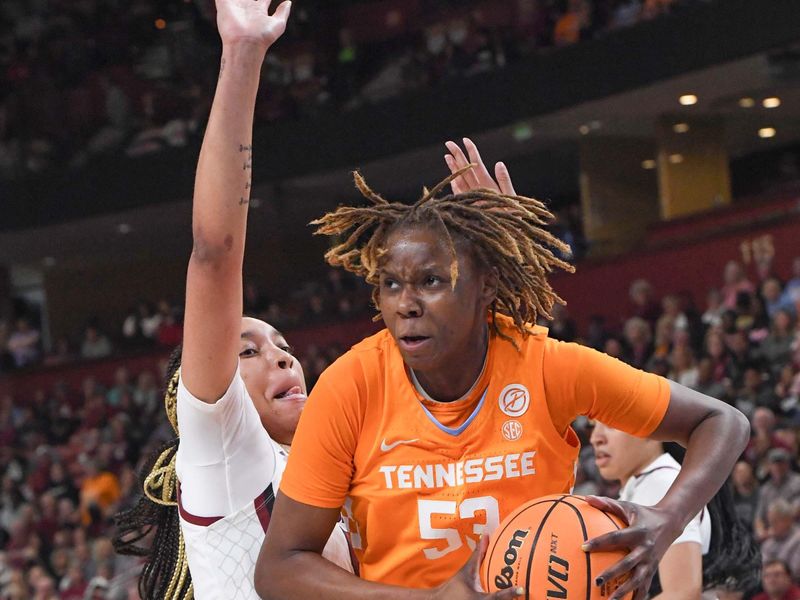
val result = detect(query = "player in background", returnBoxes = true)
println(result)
[113,0,353,597]
[590,423,760,598]
[255,140,750,600]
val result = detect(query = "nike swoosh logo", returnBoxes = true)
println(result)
[380,438,419,452]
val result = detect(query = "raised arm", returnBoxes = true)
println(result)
[181,0,291,401]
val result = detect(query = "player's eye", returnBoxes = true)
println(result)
[383,278,399,290]
[279,344,294,355]
[424,275,442,286]
[239,347,258,358]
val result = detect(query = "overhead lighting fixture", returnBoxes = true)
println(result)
[118,223,132,234]
[762,97,781,109]
[641,159,657,170]
[673,123,690,133]
[579,124,590,135]
[668,154,684,164]
[155,18,167,30]
[738,97,756,108]
[758,127,776,139]
[679,94,698,106]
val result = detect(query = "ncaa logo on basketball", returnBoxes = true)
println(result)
[502,420,523,441]
[498,384,530,418]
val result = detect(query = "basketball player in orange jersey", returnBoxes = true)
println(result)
[255,138,750,600]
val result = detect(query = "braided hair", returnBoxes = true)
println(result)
[113,346,194,600]
[312,166,575,346]
[662,443,761,595]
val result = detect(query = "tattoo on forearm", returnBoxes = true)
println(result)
[219,57,226,80]
[239,144,253,206]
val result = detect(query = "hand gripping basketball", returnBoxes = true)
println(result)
[431,535,524,600]
[582,496,683,600]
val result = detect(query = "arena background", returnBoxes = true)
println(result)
[1,0,800,598]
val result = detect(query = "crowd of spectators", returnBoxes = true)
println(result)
[0,0,701,179]
[554,255,800,598]
[0,267,372,376]
[3,253,800,597]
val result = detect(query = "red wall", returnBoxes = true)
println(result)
[553,206,800,332]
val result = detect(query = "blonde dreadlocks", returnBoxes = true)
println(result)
[313,165,575,344]
[114,346,194,600]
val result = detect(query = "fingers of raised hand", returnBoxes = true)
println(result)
[445,155,467,195]
[462,137,498,191]
[445,141,480,189]
[494,162,516,196]
[271,0,292,23]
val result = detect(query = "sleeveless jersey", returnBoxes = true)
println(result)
[281,316,669,588]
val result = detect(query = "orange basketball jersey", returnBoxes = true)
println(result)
[281,316,669,588]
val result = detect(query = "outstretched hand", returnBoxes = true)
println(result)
[215,0,292,50]
[582,496,682,600]
[431,536,524,600]
[444,138,516,196]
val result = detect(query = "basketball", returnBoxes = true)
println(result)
[481,495,632,599]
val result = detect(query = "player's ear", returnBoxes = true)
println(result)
[480,266,499,309]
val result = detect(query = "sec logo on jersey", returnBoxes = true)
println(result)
[498,384,530,418]
[502,420,523,441]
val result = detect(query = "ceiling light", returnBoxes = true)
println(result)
[673,123,690,133]
[118,223,132,234]
[641,159,657,170]
[738,97,756,108]
[668,154,684,164]
[758,127,776,139]
[155,18,167,30]
[579,124,590,135]
[679,94,698,106]
[762,97,781,109]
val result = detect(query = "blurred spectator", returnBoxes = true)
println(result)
[622,316,653,369]
[668,345,698,388]
[691,357,727,400]
[760,499,800,580]
[43,336,76,367]
[781,257,800,305]
[752,559,800,600]
[731,460,760,529]
[702,288,725,329]
[548,304,577,342]
[754,448,800,542]
[722,260,755,310]
[763,278,795,319]
[628,278,661,325]
[78,461,120,529]
[80,325,113,361]
[6,317,40,368]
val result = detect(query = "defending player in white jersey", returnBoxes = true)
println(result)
[113,0,354,597]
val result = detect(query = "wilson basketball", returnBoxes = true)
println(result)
[481,495,632,599]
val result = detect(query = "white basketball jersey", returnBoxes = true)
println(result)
[176,371,354,599]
